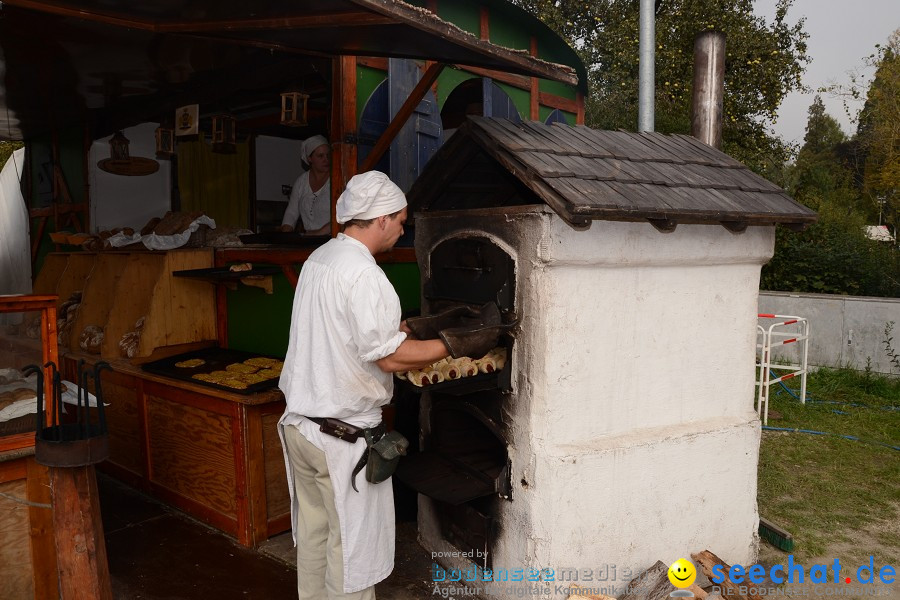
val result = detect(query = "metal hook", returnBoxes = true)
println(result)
[22,364,44,432]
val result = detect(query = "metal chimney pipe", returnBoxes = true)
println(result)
[691,30,726,148]
[638,0,655,132]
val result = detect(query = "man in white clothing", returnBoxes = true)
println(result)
[278,171,449,599]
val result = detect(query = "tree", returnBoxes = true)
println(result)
[856,30,900,229]
[0,141,22,167]
[511,0,810,172]
[785,96,861,218]
[765,96,900,298]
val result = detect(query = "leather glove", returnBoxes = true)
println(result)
[406,304,486,340]
[439,324,506,359]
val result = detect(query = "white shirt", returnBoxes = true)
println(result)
[281,171,331,232]
[279,233,406,424]
[278,233,406,592]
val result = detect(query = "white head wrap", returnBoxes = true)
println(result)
[336,171,407,224]
[301,135,329,163]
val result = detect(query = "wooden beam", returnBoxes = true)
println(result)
[29,204,88,218]
[529,37,539,121]
[538,91,580,114]
[1,0,156,31]
[155,12,394,33]
[479,7,490,40]
[1,1,391,33]
[360,62,445,173]
[358,56,389,71]
[331,55,358,237]
[176,32,335,60]
[82,125,91,233]
[27,459,58,599]
[49,466,113,600]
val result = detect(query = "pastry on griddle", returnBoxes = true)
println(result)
[454,358,478,377]
[475,356,498,373]
[244,357,278,368]
[406,370,428,387]
[192,373,216,382]
[229,372,265,385]
[226,362,259,374]
[175,358,206,368]
[219,378,249,390]
[257,368,281,380]
[438,362,462,380]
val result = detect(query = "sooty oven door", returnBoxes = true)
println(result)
[397,235,515,568]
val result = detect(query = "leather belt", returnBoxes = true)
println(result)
[307,417,384,444]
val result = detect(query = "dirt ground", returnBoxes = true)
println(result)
[757,503,900,600]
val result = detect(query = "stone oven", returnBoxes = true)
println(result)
[398,117,815,597]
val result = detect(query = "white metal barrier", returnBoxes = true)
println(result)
[756,314,810,425]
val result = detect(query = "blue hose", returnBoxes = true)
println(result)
[762,426,900,452]
[769,368,900,411]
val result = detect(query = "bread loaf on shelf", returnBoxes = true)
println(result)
[79,325,104,354]
[118,315,146,359]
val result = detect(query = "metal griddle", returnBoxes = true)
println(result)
[141,347,283,395]
[396,371,501,396]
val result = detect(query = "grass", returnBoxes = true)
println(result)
[757,365,900,565]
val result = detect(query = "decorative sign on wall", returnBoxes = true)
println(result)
[175,104,199,136]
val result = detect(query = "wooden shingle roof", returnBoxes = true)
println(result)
[408,117,817,232]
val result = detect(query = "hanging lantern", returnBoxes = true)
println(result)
[155,126,175,158]
[97,130,159,176]
[108,131,130,161]
[211,114,236,154]
[280,91,309,127]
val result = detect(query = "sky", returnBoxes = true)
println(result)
[752,0,899,147]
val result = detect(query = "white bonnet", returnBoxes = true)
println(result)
[301,135,329,162]
[336,171,407,224]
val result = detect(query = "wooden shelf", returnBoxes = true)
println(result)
[101,250,217,360]
[172,266,279,294]
[33,250,217,362]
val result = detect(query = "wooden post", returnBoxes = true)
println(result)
[48,466,112,600]
[26,459,58,599]
[479,6,489,40]
[530,36,539,121]
[331,55,358,238]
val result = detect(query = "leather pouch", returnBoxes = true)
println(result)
[364,429,409,485]
[318,418,364,442]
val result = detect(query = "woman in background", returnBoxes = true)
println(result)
[281,135,330,235]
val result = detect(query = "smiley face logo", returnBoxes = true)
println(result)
[667,558,697,588]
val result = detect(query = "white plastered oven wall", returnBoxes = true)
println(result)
[415,206,772,595]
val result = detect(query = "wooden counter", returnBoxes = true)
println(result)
[62,353,290,548]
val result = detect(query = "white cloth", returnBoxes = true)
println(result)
[106,215,217,250]
[278,233,406,593]
[0,149,31,318]
[282,171,331,232]
[335,171,406,224]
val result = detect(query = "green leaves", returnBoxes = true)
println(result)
[761,219,900,297]
[510,0,810,172]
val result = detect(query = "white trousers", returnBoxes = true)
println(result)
[284,425,376,600]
